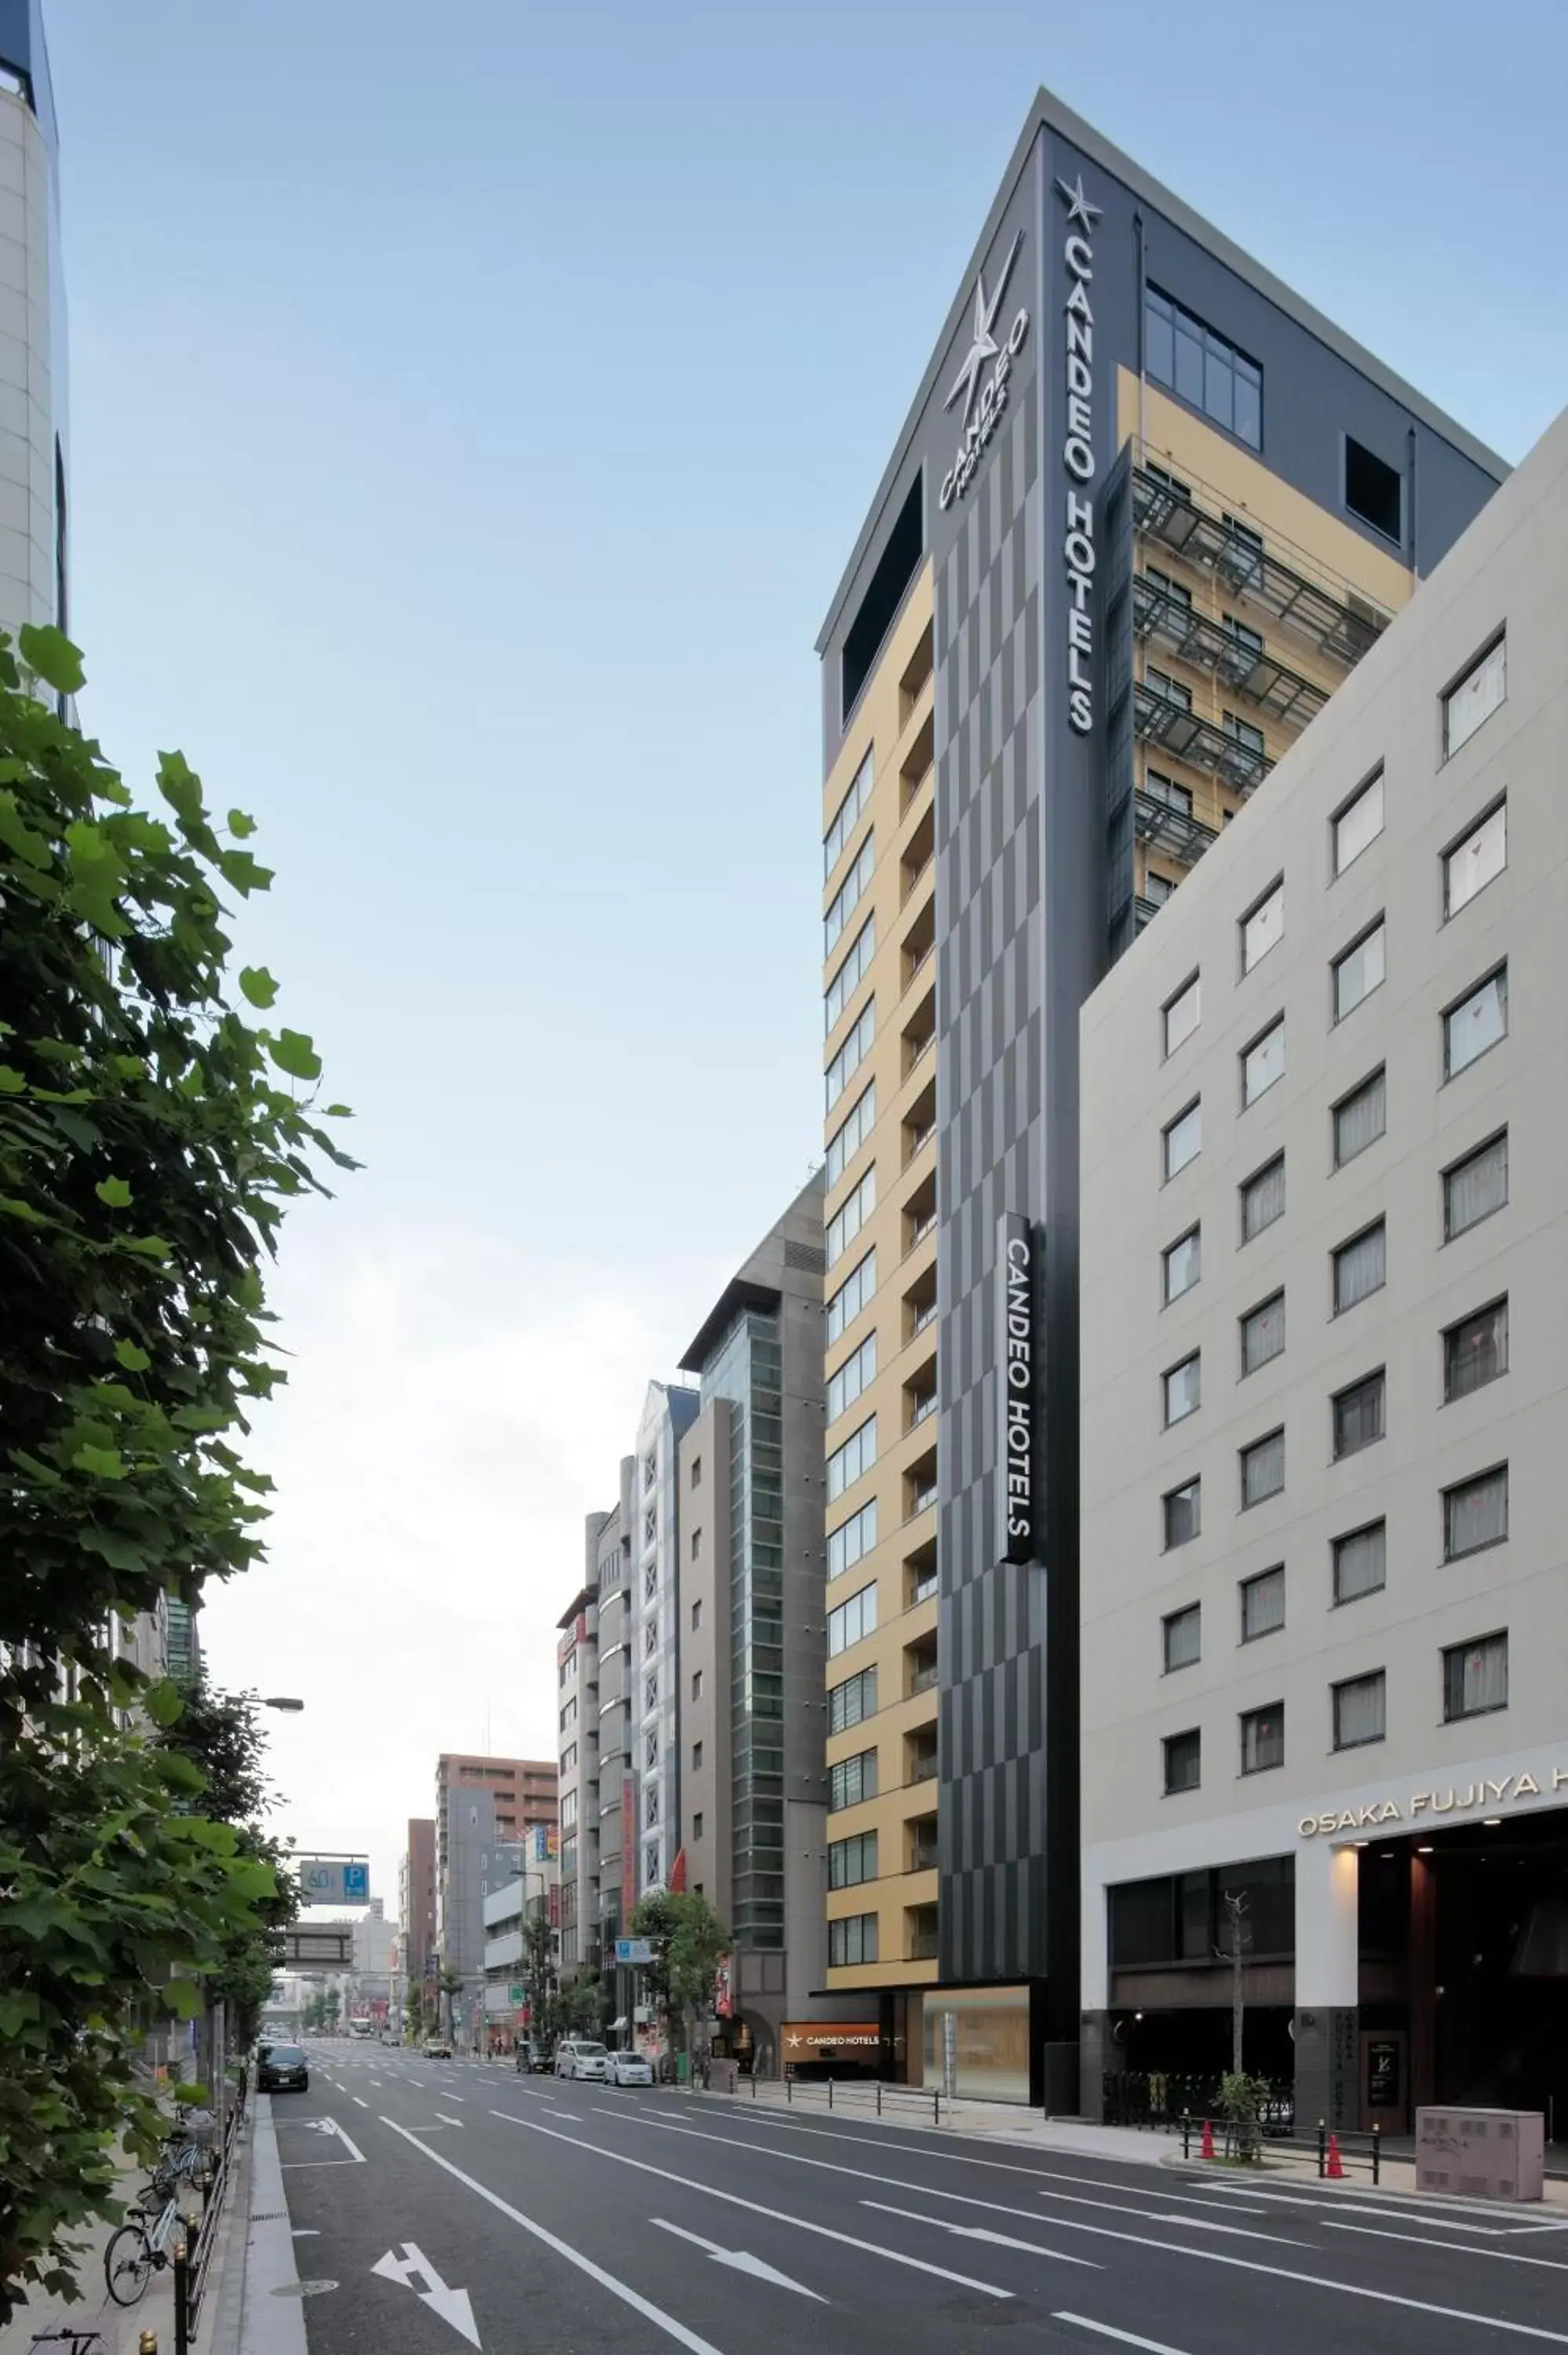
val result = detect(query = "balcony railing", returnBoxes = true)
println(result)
[910,1571,938,1605]
[1132,786,1219,867]
[910,1393,937,1430]
[909,1843,939,1875]
[905,1119,936,1163]
[909,1930,939,1961]
[910,1300,937,1338]
[1132,681,1273,794]
[911,1481,938,1517]
[908,1209,937,1250]
[1132,575,1329,731]
[907,1754,938,1784]
[909,1663,939,1696]
[901,852,934,906]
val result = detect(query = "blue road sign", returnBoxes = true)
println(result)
[343,1861,370,1901]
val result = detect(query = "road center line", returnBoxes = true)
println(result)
[1055,2312,1194,2355]
[353,2097,369,2109]
[1326,2222,1568,2270]
[616,2113,1568,2342]
[378,2119,729,2355]
[489,2112,1012,2298]
[862,2200,1099,2267]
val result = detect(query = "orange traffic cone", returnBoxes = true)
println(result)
[1201,2116,1215,2160]
[1326,2132,1346,2180]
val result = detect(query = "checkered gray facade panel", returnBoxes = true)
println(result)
[933,371,1051,1985]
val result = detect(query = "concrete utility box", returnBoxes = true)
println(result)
[1415,2107,1545,2200]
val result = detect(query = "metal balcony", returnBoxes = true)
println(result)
[1132,787,1218,866]
[1132,466,1388,670]
[1132,577,1329,730]
[1133,681,1273,794]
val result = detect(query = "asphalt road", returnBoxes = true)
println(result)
[267,2043,1568,2355]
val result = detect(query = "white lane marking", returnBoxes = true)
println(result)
[1326,2222,1568,2271]
[291,2229,321,2237]
[651,2218,825,2300]
[1509,2225,1568,2238]
[279,2116,367,2167]
[548,2112,583,2123]
[620,2114,1568,2342]
[1056,2313,1192,2355]
[378,2120,730,2355]
[436,2113,465,2128]
[444,2094,466,2104]
[490,2112,1011,2298]
[372,2242,481,2347]
[862,2200,1098,2266]
[370,2079,384,2087]
[1194,2183,1516,2234]
[353,2097,370,2109]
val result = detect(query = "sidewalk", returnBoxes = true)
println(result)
[227,2098,304,2355]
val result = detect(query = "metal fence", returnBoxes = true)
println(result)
[172,2072,245,2350]
[1102,2070,1295,2134]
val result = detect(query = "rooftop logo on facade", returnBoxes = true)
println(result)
[1057,172,1103,736]
[939,227,1028,513]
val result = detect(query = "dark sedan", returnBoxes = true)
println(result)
[257,2042,309,2093]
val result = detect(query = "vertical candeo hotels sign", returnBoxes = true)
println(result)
[996,1214,1036,1561]
[938,227,1030,513]
[1057,172,1103,736]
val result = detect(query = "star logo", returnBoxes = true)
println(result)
[1056,173,1103,236]
[786,2032,802,2049]
[944,227,1024,429]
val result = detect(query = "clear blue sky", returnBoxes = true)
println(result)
[45,0,1566,1902]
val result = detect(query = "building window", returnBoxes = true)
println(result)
[1242,1017,1285,1108]
[824,748,873,878]
[1240,1703,1284,1775]
[1164,1352,1202,1427]
[825,916,877,1035]
[1163,1477,1201,1550]
[691,1455,702,1488]
[1443,636,1506,760]
[1163,1100,1202,1180]
[826,1083,875,1188]
[1241,880,1284,974]
[827,1580,877,1658]
[1240,1428,1285,1509]
[828,1331,877,1424]
[1444,967,1507,1078]
[691,1670,703,1700]
[1344,438,1402,542]
[1146,663,1192,713]
[1145,286,1263,447]
[827,1667,877,1735]
[1333,1669,1387,1751]
[1333,1370,1385,1460]
[1144,564,1191,610]
[1223,614,1265,663]
[691,1740,702,1770]
[1162,1225,1201,1304]
[692,1811,704,1841]
[691,1530,701,1562]
[1223,512,1265,586]
[1444,1131,1508,1241]
[1240,1291,1285,1377]
[1444,1465,1508,1560]
[1334,1068,1386,1169]
[828,1831,878,1889]
[826,1414,877,1502]
[1240,1565,1285,1642]
[1162,1602,1201,1673]
[1164,973,1201,1057]
[1333,1220,1387,1315]
[1163,1728,1202,1795]
[827,1499,877,1582]
[825,832,875,956]
[1333,769,1384,876]
[828,1912,879,1967]
[826,1000,875,1112]
[1240,1152,1285,1243]
[1223,711,1265,759]
[1332,1519,1387,1606]
[1145,871,1175,907]
[826,1248,876,1345]
[1444,1299,1508,1403]
[830,1749,877,1812]
[1333,919,1386,1023]
[1145,766,1193,817]
[1443,1632,1508,1721]
[1445,801,1506,919]
[691,1598,702,1630]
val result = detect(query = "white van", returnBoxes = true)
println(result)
[554,2038,611,2083]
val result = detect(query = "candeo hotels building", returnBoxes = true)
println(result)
[813,86,1504,2103]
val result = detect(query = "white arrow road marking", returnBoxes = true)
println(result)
[436,2113,465,2127]
[371,2242,481,2348]
[1055,2314,1193,2355]
[650,2218,824,2300]
[862,2202,1098,2266]
[547,2112,582,2123]
[281,2117,366,2167]
[378,2123,728,2355]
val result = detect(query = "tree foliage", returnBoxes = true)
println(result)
[628,1891,730,2058]
[0,630,350,2321]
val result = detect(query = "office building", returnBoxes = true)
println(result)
[433,1752,556,2046]
[555,1580,600,1980]
[1079,406,1566,2134]
[675,1175,830,2076]
[0,5,66,655]
[631,1379,700,1897]
[815,85,1503,2099]
[589,1477,636,2014]
[399,1816,436,2013]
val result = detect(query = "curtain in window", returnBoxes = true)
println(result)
[1336,1674,1385,1747]
[1335,1378,1384,1455]
[1243,1294,1285,1371]
[1242,1433,1284,1506]
[1165,1608,1201,1670]
[1446,1137,1507,1234]
[1448,1472,1507,1556]
[1336,1225,1386,1311]
[1335,1524,1386,1601]
[1450,1638,1508,1716]
[1336,1072,1386,1163]
[1447,972,1507,1072]
[1242,1570,1285,1638]
[1243,1156,1285,1238]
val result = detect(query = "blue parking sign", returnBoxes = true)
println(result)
[343,1862,370,1901]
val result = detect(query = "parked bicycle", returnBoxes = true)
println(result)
[103,2191,179,2306]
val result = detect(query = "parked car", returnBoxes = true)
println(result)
[554,2038,611,2083]
[607,2049,654,2087]
[422,2036,454,2059]
[514,2040,549,2074]
[257,2043,309,2093]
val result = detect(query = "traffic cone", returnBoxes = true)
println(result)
[1326,2131,1346,2179]
[1201,2116,1215,2160]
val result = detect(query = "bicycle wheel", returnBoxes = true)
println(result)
[104,2222,153,2306]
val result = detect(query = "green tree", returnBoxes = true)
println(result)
[521,1907,556,2044]
[565,1970,607,2038]
[628,1892,730,2069]
[436,1962,462,2043]
[403,1977,425,2044]
[0,626,350,2322]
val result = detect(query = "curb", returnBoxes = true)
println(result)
[234,2098,307,2355]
